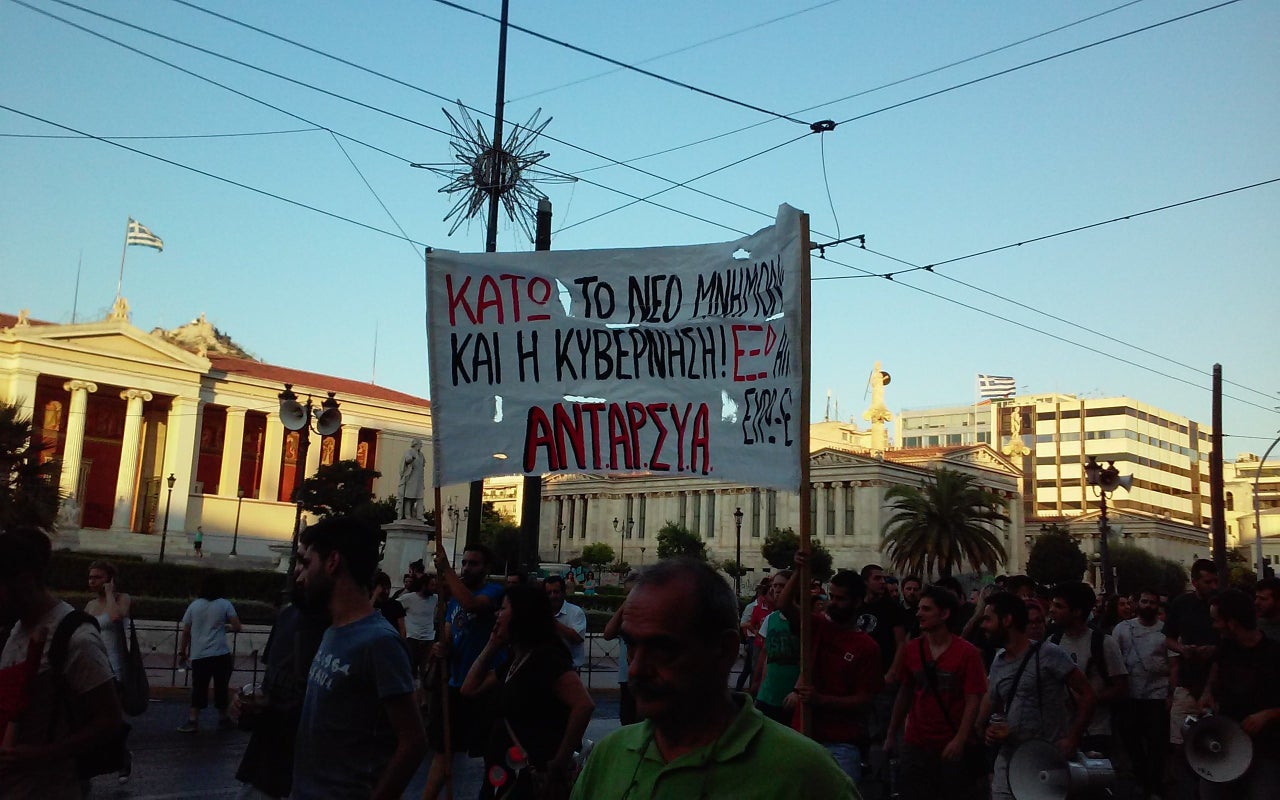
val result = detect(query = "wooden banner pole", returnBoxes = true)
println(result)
[797,212,813,737]
[431,484,453,800]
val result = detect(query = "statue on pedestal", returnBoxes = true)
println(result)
[398,439,426,520]
[863,361,894,453]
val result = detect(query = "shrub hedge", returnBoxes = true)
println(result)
[58,590,279,625]
[49,551,286,605]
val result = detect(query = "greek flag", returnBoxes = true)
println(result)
[126,218,163,251]
[978,374,1016,399]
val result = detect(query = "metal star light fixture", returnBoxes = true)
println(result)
[414,102,574,242]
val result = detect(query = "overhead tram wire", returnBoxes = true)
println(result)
[810,176,1280,402]
[0,126,323,139]
[328,131,424,265]
[27,0,779,233]
[17,0,756,238]
[569,0,1153,174]
[0,104,431,250]
[424,0,811,126]
[505,0,846,104]
[810,247,1280,417]
[834,0,1245,127]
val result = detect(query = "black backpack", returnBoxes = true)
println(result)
[47,610,132,779]
[1049,628,1110,681]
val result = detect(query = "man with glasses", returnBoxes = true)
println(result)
[570,558,855,799]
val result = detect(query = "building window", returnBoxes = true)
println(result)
[809,489,817,537]
[825,488,836,536]
[844,487,855,535]
[1226,492,1234,512]
[767,490,777,535]
[579,498,589,542]
[566,498,575,539]
[691,493,701,535]
[625,496,635,538]
[638,496,646,539]
[678,493,687,527]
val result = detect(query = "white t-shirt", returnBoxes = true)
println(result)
[554,601,588,668]
[1056,629,1127,736]
[400,591,438,641]
[0,601,115,799]
[1112,617,1170,700]
[181,597,237,660]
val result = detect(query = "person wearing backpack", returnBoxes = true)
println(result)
[1047,582,1128,758]
[0,526,124,799]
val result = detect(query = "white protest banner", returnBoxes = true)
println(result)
[426,204,805,490]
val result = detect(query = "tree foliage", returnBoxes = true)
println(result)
[881,467,1009,579]
[1026,525,1088,586]
[721,559,748,579]
[0,401,61,531]
[759,527,834,580]
[476,501,521,573]
[299,459,382,518]
[655,521,707,561]
[1109,543,1188,597]
[580,542,615,568]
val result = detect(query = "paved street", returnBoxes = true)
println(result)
[87,694,621,800]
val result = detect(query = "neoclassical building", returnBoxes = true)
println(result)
[536,444,1027,577]
[1,308,434,561]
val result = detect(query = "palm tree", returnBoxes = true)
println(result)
[881,467,1009,579]
[0,400,62,531]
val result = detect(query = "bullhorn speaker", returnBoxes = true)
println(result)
[279,399,308,431]
[1009,740,1115,800]
[314,391,341,436]
[1182,713,1253,783]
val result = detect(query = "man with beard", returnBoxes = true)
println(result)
[545,574,587,668]
[423,544,505,800]
[1112,588,1169,800]
[234,579,330,799]
[1196,588,1280,800]
[1047,582,1127,757]
[1254,576,1280,642]
[570,557,854,799]
[901,575,923,636]
[977,592,1094,800]
[290,516,425,800]
[780,553,883,783]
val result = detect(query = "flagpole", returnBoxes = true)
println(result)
[116,217,131,300]
[72,250,83,324]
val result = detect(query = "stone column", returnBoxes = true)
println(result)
[304,431,322,480]
[5,369,39,420]
[58,380,98,498]
[218,407,247,497]
[162,396,201,535]
[340,423,360,463]
[260,415,284,502]
[110,389,152,531]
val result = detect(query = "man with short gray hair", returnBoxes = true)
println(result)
[570,558,855,799]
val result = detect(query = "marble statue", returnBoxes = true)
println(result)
[863,361,894,453]
[398,439,426,520]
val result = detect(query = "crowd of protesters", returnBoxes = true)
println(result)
[4,516,1280,800]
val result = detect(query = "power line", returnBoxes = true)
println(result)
[0,126,322,139]
[0,104,432,249]
[811,247,1280,416]
[506,0,846,104]
[425,0,811,126]
[327,131,423,265]
[27,0,767,234]
[835,0,1244,126]
[570,0,1152,174]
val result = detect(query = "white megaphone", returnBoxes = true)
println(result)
[1182,713,1253,783]
[1009,740,1115,800]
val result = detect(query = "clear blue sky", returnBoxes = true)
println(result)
[3,0,1277,457]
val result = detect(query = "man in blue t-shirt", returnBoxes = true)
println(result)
[423,543,505,799]
[291,516,425,800]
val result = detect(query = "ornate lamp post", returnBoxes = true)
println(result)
[1084,455,1132,596]
[159,473,176,564]
[733,507,745,596]
[556,522,565,562]
[230,488,245,557]
[279,384,341,578]
[447,503,469,567]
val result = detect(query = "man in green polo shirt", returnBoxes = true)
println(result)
[570,558,856,800]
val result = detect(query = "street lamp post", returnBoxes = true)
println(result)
[279,384,341,581]
[640,546,646,566]
[1255,433,1280,578]
[159,473,176,564]
[447,504,468,567]
[1084,455,1131,596]
[733,507,744,597]
[556,522,565,562]
[231,488,244,557]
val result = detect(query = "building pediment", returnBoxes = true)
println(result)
[939,445,1022,477]
[7,319,210,371]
